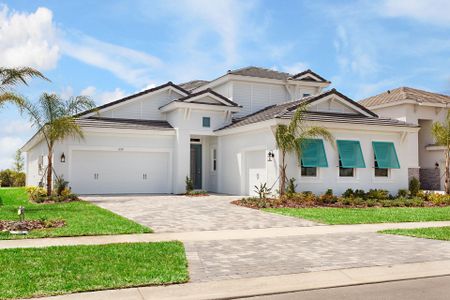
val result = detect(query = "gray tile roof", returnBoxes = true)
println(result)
[178,80,210,91]
[216,89,417,131]
[227,66,329,83]
[159,88,240,109]
[359,86,450,107]
[77,117,174,130]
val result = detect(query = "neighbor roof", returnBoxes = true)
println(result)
[226,66,329,83]
[216,89,417,131]
[359,87,450,108]
[76,117,174,130]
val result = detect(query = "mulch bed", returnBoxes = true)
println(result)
[0,220,66,232]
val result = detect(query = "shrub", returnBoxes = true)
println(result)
[0,169,14,187]
[318,189,337,204]
[254,183,271,199]
[186,190,208,196]
[185,176,194,193]
[409,177,420,197]
[354,189,366,199]
[54,176,69,196]
[397,189,409,198]
[428,193,450,206]
[409,177,420,195]
[286,178,297,198]
[26,186,47,203]
[342,188,354,198]
[366,189,390,200]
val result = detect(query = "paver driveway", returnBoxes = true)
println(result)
[85,194,317,232]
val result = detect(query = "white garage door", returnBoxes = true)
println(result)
[246,150,267,196]
[70,150,171,194]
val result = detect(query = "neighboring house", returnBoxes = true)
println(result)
[360,87,450,191]
[22,67,418,196]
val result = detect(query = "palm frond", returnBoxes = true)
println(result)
[0,92,26,108]
[288,101,308,135]
[65,95,96,115]
[0,67,49,90]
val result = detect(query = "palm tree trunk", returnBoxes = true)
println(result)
[46,148,53,196]
[279,150,286,196]
[445,148,450,194]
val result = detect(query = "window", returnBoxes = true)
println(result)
[301,166,317,177]
[202,117,211,128]
[339,160,355,177]
[211,148,217,172]
[374,155,389,177]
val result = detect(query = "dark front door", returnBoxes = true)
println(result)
[190,144,202,189]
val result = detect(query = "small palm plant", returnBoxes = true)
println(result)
[275,102,334,196]
[0,67,48,108]
[431,111,450,194]
[20,93,96,196]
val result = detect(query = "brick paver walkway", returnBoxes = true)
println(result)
[85,194,318,232]
[185,232,450,282]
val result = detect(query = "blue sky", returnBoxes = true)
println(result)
[0,0,449,169]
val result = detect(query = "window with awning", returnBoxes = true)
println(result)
[336,140,366,168]
[299,139,328,167]
[372,141,400,169]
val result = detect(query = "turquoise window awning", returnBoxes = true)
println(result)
[337,140,366,168]
[372,141,400,169]
[300,139,328,167]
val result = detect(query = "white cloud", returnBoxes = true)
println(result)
[0,136,23,170]
[0,5,60,70]
[0,4,162,88]
[281,62,309,75]
[382,0,450,26]
[60,33,162,88]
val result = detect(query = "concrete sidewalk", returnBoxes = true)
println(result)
[34,260,450,300]
[2,220,450,249]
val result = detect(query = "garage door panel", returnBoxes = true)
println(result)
[70,150,170,194]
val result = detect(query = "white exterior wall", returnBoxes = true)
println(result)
[231,81,322,117]
[26,139,48,186]
[98,89,183,120]
[218,127,278,195]
[285,128,409,195]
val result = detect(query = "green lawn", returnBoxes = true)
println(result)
[382,226,450,241]
[0,242,188,299]
[263,207,450,224]
[0,188,151,239]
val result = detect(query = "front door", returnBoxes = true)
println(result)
[190,144,202,189]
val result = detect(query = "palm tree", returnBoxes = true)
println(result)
[0,67,48,108]
[275,102,334,196]
[21,93,96,195]
[432,111,450,194]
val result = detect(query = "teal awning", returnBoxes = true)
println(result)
[300,139,328,167]
[337,140,366,168]
[372,141,400,169]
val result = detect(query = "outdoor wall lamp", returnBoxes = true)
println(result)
[435,162,440,169]
[60,153,66,163]
[267,151,275,162]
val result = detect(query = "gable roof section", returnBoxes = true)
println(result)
[216,89,416,132]
[291,69,330,83]
[76,82,190,118]
[359,86,450,108]
[159,88,240,110]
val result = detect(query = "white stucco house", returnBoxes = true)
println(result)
[22,66,419,196]
[360,87,450,191]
